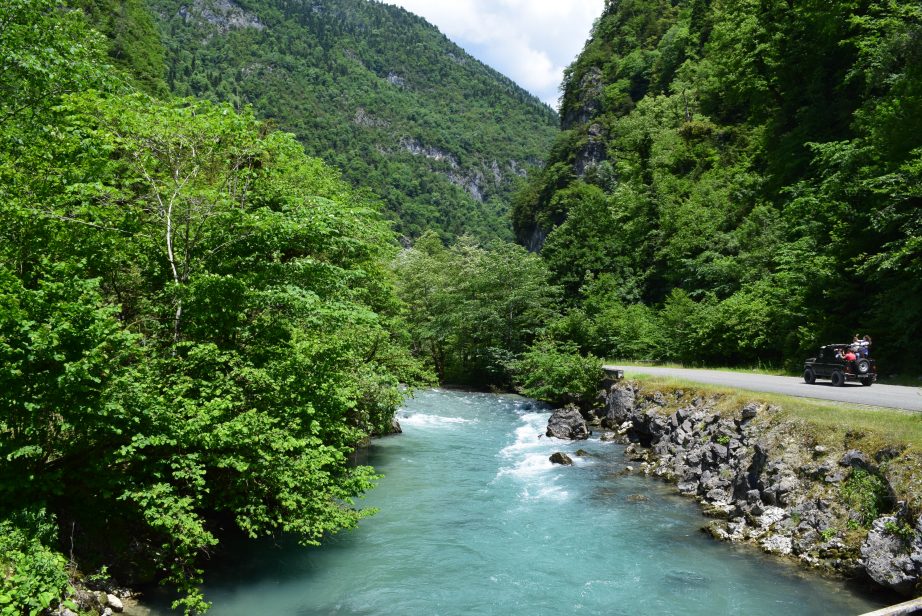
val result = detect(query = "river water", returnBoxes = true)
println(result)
[149,389,888,615]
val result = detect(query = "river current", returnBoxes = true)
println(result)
[149,389,888,615]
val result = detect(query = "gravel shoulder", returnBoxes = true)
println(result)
[604,365,922,412]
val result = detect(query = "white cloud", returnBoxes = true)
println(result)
[383,0,605,109]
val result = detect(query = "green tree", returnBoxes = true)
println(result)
[513,340,602,408]
[1,80,428,612]
[394,235,560,385]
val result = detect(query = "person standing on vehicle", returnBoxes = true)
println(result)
[859,335,871,357]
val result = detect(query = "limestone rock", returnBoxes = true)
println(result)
[546,405,590,440]
[107,594,124,613]
[589,381,919,596]
[860,515,922,595]
[839,450,872,469]
[761,535,793,555]
[604,385,636,428]
[549,452,573,465]
[73,589,99,612]
[875,446,904,463]
[758,507,788,530]
[741,403,759,420]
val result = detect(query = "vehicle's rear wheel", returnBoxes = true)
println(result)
[857,359,870,374]
[861,379,872,387]
[803,369,816,384]
[831,371,845,387]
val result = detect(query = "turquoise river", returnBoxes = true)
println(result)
[150,389,891,615]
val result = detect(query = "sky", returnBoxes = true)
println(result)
[382,0,606,110]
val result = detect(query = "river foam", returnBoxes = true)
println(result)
[398,412,475,428]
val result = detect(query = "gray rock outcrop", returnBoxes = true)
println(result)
[546,405,590,440]
[602,380,912,593]
[860,511,922,595]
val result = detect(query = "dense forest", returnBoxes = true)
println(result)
[146,0,559,242]
[513,0,922,373]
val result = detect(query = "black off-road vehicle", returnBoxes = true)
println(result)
[803,344,876,387]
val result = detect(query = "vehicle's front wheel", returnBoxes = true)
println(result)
[803,368,816,384]
[861,379,873,387]
[831,371,845,387]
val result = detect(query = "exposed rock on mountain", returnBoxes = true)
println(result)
[149,0,559,242]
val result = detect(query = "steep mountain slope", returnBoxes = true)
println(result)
[72,0,169,94]
[148,0,559,241]
[514,0,921,372]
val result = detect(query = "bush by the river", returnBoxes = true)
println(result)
[513,340,603,408]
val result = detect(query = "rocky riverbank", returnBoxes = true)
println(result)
[549,380,922,598]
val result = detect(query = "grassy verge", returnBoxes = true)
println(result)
[605,360,790,376]
[876,374,922,387]
[622,374,922,450]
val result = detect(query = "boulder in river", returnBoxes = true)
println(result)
[546,405,590,440]
[550,452,573,465]
[106,594,124,613]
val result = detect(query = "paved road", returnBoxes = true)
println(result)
[604,365,922,412]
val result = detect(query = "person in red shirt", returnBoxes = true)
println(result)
[843,348,857,362]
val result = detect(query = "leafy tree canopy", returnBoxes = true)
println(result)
[0,2,429,611]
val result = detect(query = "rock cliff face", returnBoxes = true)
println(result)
[178,0,265,34]
[601,380,922,597]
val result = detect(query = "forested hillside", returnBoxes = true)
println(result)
[146,0,559,241]
[514,0,922,373]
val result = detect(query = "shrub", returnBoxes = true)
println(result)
[840,468,891,528]
[0,510,72,616]
[513,340,602,407]
[883,520,915,546]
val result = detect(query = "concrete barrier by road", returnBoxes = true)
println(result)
[858,597,922,616]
